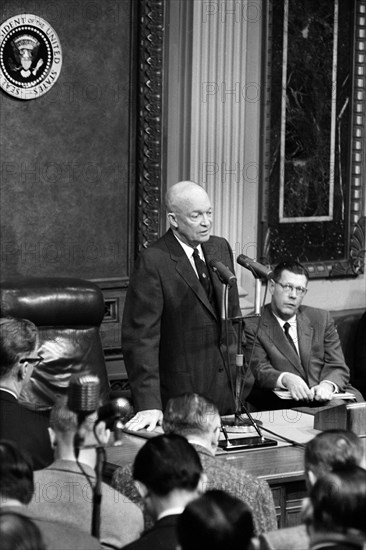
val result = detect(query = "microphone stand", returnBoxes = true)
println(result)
[91,413,127,537]
[215,269,277,452]
[254,278,262,315]
[92,444,104,539]
[220,312,277,451]
[72,423,104,541]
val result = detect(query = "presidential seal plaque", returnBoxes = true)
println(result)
[0,14,62,99]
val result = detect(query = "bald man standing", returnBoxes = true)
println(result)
[123,182,253,430]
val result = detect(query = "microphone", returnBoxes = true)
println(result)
[237,255,274,280]
[68,373,101,415]
[209,259,237,286]
[97,398,132,444]
[97,398,132,423]
[68,373,101,449]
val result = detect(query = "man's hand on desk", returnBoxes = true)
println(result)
[282,373,314,401]
[311,381,335,401]
[124,409,163,432]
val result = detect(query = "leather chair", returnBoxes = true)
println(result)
[0,277,110,410]
[331,308,366,400]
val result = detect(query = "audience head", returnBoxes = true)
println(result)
[165,181,212,247]
[49,397,109,452]
[305,465,366,540]
[133,434,203,518]
[0,317,39,385]
[269,261,309,320]
[163,393,221,453]
[0,512,46,550]
[0,440,34,505]
[177,489,255,550]
[304,429,364,486]
[133,433,203,496]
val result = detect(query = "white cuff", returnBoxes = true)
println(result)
[276,372,289,389]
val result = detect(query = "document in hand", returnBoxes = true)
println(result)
[273,389,356,401]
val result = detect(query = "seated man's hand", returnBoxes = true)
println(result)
[124,409,163,432]
[311,381,334,401]
[282,373,314,401]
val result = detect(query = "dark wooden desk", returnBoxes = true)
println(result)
[104,432,366,528]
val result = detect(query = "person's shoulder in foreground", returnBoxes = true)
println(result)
[0,439,101,550]
[0,316,53,469]
[258,524,308,550]
[120,433,204,550]
[177,489,256,550]
[259,428,366,550]
[162,393,277,534]
[28,397,143,549]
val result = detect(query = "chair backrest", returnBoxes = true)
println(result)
[331,308,366,398]
[0,277,110,410]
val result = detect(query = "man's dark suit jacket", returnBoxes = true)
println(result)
[121,514,179,550]
[0,390,53,469]
[244,304,363,403]
[122,229,253,414]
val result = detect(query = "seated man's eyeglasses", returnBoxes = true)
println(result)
[274,281,308,297]
[19,354,44,367]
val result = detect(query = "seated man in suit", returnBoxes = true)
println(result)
[28,398,143,550]
[0,440,101,550]
[259,429,365,550]
[305,466,366,550]
[0,511,47,550]
[112,393,277,535]
[0,317,53,469]
[121,433,204,550]
[244,261,363,410]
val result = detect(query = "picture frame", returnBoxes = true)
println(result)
[259,0,365,278]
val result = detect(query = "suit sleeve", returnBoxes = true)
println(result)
[244,318,282,389]
[122,250,164,411]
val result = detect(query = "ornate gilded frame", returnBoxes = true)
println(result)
[135,0,166,251]
[259,0,365,278]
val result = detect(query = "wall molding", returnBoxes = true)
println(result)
[136,0,166,251]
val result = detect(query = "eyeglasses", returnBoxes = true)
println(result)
[275,281,308,297]
[19,354,44,367]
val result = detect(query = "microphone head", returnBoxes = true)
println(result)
[209,259,237,286]
[68,373,100,414]
[236,254,274,280]
[97,397,132,422]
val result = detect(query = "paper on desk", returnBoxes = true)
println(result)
[273,389,356,400]
[123,426,164,439]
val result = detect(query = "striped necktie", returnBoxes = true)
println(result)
[192,248,213,301]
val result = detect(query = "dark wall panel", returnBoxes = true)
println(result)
[0,0,134,280]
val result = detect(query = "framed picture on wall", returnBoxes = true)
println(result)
[259,0,365,278]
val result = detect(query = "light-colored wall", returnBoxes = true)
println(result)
[165,0,365,314]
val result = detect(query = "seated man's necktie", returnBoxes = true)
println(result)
[283,322,298,355]
[192,248,213,301]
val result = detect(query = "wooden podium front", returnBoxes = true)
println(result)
[312,402,366,435]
